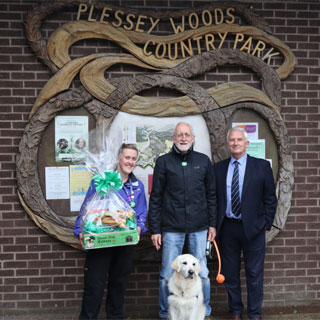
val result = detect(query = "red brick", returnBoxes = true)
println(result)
[16,301,41,309]
[16,269,39,277]
[3,293,27,301]
[0,0,320,315]
[285,269,306,277]
[309,161,320,167]
[16,285,40,292]
[29,292,51,300]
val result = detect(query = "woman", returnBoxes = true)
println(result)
[74,143,147,320]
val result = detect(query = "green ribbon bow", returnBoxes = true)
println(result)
[93,170,123,196]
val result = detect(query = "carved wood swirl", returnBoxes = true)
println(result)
[17,52,293,249]
[18,1,295,253]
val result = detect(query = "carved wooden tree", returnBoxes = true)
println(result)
[17,1,295,255]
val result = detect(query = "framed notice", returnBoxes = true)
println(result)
[55,116,88,162]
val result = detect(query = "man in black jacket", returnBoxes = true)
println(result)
[148,122,217,320]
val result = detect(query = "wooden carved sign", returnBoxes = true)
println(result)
[17,1,295,252]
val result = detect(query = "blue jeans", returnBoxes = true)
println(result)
[159,231,211,318]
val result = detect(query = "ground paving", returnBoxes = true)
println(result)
[2,313,320,320]
[2,306,320,320]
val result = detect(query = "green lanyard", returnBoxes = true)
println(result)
[124,179,136,208]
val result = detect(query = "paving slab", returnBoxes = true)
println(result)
[2,313,320,320]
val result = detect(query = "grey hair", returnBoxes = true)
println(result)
[227,127,248,141]
[173,122,195,136]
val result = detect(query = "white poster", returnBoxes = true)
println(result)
[55,116,89,162]
[45,166,70,200]
[109,112,212,201]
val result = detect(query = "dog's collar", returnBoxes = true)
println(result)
[169,291,184,297]
[169,291,199,300]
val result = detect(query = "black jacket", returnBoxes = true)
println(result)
[213,154,277,240]
[148,145,217,234]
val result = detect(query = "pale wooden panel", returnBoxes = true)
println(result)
[80,54,160,101]
[29,53,106,118]
[47,21,295,79]
[120,83,281,117]
[47,21,186,69]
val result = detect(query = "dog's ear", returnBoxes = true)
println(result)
[171,257,180,272]
[195,259,201,276]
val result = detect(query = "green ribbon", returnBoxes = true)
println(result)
[93,170,123,196]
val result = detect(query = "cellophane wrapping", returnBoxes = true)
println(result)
[74,125,138,249]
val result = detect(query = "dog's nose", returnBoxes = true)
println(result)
[188,270,194,276]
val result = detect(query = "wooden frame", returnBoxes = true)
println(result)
[17,1,295,253]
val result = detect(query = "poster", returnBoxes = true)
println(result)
[55,116,89,162]
[109,112,212,201]
[247,139,266,159]
[45,166,70,200]
[232,122,259,140]
[69,165,92,212]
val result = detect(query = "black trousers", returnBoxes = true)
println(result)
[219,218,265,319]
[79,245,135,320]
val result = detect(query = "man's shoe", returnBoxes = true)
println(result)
[232,315,242,320]
[205,316,213,320]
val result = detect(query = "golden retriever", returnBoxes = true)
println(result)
[168,254,206,320]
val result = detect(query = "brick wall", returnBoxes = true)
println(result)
[0,0,319,318]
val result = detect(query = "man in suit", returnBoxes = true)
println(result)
[213,127,277,320]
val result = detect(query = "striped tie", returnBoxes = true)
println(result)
[231,161,241,217]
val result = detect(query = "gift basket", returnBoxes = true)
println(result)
[74,125,139,250]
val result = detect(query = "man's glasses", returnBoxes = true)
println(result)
[175,133,192,139]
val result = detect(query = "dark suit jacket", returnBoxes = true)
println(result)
[213,154,277,241]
